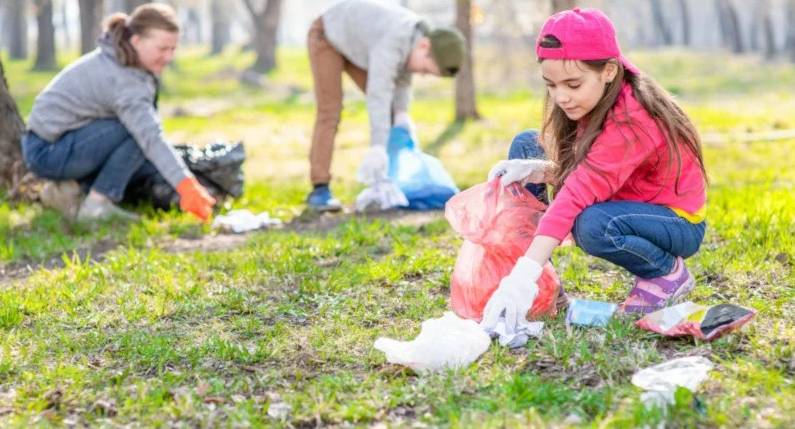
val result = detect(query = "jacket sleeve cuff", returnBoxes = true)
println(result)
[535,215,573,242]
[165,169,192,190]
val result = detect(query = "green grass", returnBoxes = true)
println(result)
[0,47,793,427]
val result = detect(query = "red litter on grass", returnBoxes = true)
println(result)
[636,301,756,341]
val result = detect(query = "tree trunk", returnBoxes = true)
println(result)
[184,7,202,45]
[0,58,27,190]
[210,0,231,55]
[551,0,577,12]
[750,4,761,51]
[760,0,776,60]
[455,0,480,121]
[79,0,104,54]
[7,0,29,60]
[677,0,690,46]
[60,0,72,51]
[243,0,283,73]
[787,0,795,62]
[650,0,673,46]
[716,0,744,54]
[34,0,57,71]
[124,0,149,13]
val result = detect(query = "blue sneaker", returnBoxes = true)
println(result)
[306,185,342,212]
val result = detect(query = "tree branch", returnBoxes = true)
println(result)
[242,0,261,18]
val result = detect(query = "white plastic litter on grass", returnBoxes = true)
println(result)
[355,180,408,212]
[485,318,544,348]
[212,209,282,233]
[374,312,491,372]
[631,356,714,407]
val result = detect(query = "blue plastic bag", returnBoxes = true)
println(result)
[386,125,459,210]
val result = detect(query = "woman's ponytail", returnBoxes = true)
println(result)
[104,13,138,66]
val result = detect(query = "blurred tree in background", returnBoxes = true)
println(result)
[33,0,57,70]
[5,0,30,60]
[241,0,283,73]
[0,58,26,190]
[78,0,104,54]
[455,0,480,121]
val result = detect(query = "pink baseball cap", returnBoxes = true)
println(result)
[535,7,640,75]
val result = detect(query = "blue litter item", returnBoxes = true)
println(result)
[386,125,459,210]
[566,299,618,327]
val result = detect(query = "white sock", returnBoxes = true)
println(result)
[86,190,110,204]
[663,258,682,279]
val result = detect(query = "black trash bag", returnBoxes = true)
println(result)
[126,141,245,210]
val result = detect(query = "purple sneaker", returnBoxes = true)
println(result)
[619,257,695,314]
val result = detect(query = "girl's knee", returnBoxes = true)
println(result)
[681,223,707,258]
[508,129,543,159]
[572,206,612,255]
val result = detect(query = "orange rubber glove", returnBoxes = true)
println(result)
[176,177,216,221]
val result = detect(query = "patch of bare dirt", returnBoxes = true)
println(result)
[1,209,445,286]
[159,233,250,254]
[0,238,118,286]
[286,208,444,233]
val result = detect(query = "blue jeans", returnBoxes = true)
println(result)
[22,119,158,202]
[508,130,706,279]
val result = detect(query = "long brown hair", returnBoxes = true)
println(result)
[103,3,179,67]
[541,60,706,196]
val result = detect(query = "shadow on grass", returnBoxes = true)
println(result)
[424,119,467,156]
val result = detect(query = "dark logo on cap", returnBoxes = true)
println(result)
[539,35,562,49]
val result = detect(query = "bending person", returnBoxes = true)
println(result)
[306,0,465,211]
[22,3,214,222]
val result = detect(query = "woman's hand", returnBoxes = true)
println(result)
[488,159,553,187]
[176,177,216,221]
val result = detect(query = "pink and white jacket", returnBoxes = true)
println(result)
[536,83,707,241]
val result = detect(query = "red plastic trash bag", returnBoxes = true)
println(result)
[445,179,561,321]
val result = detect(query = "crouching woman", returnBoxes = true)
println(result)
[22,3,214,221]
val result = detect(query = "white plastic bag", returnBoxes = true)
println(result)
[212,209,282,233]
[355,179,408,212]
[631,356,714,407]
[374,312,490,372]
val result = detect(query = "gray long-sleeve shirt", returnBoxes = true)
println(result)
[27,34,190,188]
[322,0,422,148]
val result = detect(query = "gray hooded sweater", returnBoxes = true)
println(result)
[27,34,190,188]
[322,0,422,148]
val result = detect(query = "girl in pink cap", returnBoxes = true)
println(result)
[481,8,707,333]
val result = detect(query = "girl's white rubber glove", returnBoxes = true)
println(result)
[488,159,552,187]
[357,146,389,185]
[480,257,542,335]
